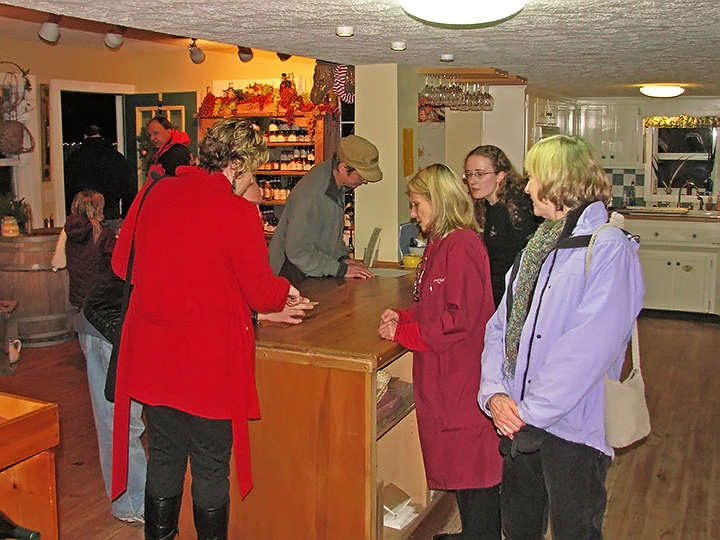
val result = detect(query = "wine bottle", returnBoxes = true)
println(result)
[0,510,41,540]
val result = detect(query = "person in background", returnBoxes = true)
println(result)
[52,190,146,524]
[464,145,539,307]
[268,134,382,284]
[242,179,315,325]
[64,125,135,230]
[379,164,502,540]
[111,118,305,540]
[479,135,644,540]
[146,115,193,178]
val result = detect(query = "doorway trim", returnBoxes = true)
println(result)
[49,79,135,224]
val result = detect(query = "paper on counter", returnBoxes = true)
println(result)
[383,504,418,530]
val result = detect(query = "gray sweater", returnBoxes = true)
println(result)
[268,160,348,277]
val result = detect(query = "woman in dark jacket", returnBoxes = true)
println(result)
[464,145,539,306]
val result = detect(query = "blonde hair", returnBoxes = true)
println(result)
[71,190,105,243]
[198,118,269,175]
[407,163,480,240]
[524,135,611,210]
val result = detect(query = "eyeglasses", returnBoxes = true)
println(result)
[463,170,497,181]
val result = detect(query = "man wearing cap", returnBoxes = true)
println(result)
[269,134,382,283]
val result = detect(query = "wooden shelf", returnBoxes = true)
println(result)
[377,379,415,440]
[256,170,308,176]
[267,141,315,147]
[259,199,286,205]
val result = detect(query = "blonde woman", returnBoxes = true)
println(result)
[379,164,501,540]
[479,135,644,539]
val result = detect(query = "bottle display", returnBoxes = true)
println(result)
[0,509,41,540]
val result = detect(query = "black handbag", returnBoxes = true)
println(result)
[104,174,167,402]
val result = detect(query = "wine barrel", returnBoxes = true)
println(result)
[0,234,77,348]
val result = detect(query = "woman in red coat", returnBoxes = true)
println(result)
[378,164,502,540]
[111,119,303,540]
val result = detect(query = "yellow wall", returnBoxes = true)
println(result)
[6,36,316,221]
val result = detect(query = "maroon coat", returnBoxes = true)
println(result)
[394,228,502,490]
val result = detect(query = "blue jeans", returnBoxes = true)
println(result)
[78,332,147,520]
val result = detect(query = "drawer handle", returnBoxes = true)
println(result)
[654,232,659,236]
[682,265,694,272]
[667,261,672,265]
[692,234,697,238]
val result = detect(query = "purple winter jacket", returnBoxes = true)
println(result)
[64,215,116,307]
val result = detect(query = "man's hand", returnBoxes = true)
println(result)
[344,259,374,279]
[259,301,315,325]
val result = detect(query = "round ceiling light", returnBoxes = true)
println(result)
[398,0,528,25]
[336,26,354,37]
[391,41,407,51]
[104,27,125,49]
[639,85,685,98]
[440,53,455,62]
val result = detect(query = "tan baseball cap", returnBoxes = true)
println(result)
[337,135,383,182]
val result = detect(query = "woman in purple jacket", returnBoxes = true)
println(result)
[379,164,502,540]
[479,135,644,540]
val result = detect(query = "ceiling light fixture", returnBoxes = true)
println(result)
[104,26,125,49]
[38,13,61,43]
[237,46,254,62]
[390,41,407,51]
[336,26,354,37]
[639,85,685,98]
[277,52,292,61]
[440,53,455,62]
[188,38,205,64]
[398,0,527,25]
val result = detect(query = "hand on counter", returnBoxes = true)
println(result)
[286,285,303,306]
[378,308,399,341]
[259,300,315,325]
[344,258,375,279]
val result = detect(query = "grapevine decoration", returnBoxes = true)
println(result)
[644,115,720,128]
[197,74,339,137]
[136,127,155,180]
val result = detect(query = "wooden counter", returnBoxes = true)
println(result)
[178,274,442,540]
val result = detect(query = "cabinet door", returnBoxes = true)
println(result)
[638,249,675,310]
[672,252,714,313]
[577,105,607,160]
[605,104,643,168]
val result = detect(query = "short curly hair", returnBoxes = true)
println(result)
[198,118,268,174]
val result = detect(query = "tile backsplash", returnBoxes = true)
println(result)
[608,168,645,208]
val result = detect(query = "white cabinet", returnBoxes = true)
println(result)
[624,217,720,314]
[577,101,643,168]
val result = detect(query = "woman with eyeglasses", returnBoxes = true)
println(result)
[464,146,539,306]
[378,164,502,540]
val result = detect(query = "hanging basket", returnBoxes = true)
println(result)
[0,120,35,155]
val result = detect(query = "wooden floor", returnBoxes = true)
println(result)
[0,312,718,539]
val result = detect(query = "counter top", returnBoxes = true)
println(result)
[618,209,720,222]
[255,274,414,371]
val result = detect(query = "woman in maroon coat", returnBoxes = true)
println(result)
[111,119,303,540]
[379,164,502,540]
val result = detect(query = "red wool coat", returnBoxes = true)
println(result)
[393,228,502,490]
[110,166,290,499]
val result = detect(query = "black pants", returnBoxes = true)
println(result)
[145,405,233,510]
[455,484,501,540]
[500,428,611,540]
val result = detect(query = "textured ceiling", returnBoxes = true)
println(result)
[3,0,720,98]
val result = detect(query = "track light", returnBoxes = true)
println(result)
[277,52,292,61]
[237,46,254,62]
[38,13,61,43]
[104,26,125,49]
[188,38,205,64]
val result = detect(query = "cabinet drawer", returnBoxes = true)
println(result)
[625,219,720,245]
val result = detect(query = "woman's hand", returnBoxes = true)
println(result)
[286,285,304,306]
[488,393,526,439]
[259,301,314,325]
[378,309,399,341]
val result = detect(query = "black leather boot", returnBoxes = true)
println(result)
[144,495,182,540]
[193,503,229,540]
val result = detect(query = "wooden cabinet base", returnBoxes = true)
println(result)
[0,392,60,540]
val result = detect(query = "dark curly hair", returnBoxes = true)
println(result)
[198,118,269,175]
[464,145,533,229]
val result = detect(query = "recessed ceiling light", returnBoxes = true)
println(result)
[336,26,354,37]
[391,41,407,51]
[639,85,685,98]
[398,0,527,25]
[440,53,455,62]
